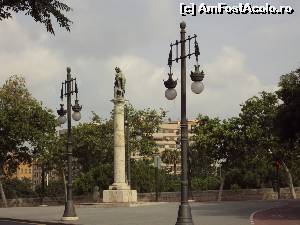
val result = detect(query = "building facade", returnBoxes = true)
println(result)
[13,162,59,188]
[152,120,197,174]
[14,163,33,180]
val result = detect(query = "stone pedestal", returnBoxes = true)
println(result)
[103,190,137,203]
[103,98,137,203]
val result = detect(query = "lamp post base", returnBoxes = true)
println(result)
[61,200,78,221]
[175,203,194,225]
[61,216,79,221]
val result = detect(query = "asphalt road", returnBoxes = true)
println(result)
[253,200,300,225]
[0,222,27,225]
[0,200,285,225]
[0,220,44,225]
[0,219,61,225]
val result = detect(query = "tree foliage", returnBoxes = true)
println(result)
[0,75,56,175]
[125,103,166,157]
[72,118,114,173]
[71,105,166,193]
[0,0,72,34]
[276,68,300,142]
[161,148,180,174]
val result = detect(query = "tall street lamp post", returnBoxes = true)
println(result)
[154,154,161,202]
[164,22,205,225]
[57,67,82,221]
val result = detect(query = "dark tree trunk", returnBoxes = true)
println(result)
[218,176,225,202]
[282,161,296,199]
[0,168,7,208]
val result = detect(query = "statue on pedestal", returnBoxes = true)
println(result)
[114,67,126,99]
[103,66,137,203]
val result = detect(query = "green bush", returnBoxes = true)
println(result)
[73,163,113,195]
[131,160,181,193]
[230,183,241,192]
[35,180,65,197]
[191,176,220,191]
[159,173,180,192]
[3,178,37,198]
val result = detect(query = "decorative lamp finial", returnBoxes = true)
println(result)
[180,21,186,29]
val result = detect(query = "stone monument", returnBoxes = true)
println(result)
[103,67,137,203]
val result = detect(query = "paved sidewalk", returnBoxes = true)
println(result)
[253,200,300,225]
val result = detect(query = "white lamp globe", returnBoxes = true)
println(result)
[72,111,81,121]
[136,135,142,142]
[165,88,177,100]
[191,81,204,94]
[57,115,67,125]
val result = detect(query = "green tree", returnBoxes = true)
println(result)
[72,118,114,173]
[71,105,166,193]
[130,159,180,193]
[0,75,57,207]
[125,103,166,157]
[239,91,297,198]
[191,115,247,200]
[275,68,300,198]
[161,148,180,174]
[2,177,36,199]
[276,68,300,140]
[33,133,65,202]
[190,115,221,179]
[0,0,72,34]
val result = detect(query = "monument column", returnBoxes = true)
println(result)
[103,67,137,203]
[111,98,128,189]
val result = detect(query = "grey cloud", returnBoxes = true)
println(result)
[0,0,299,122]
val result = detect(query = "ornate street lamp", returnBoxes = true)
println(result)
[57,67,82,221]
[164,22,205,225]
[135,129,142,142]
[176,137,181,149]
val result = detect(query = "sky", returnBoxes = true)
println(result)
[0,0,299,123]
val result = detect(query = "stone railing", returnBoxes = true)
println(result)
[139,187,300,202]
[0,187,299,207]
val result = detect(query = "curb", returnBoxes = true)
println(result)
[76,201,168,208]
[249,208,268,225]
[249,201,289,225]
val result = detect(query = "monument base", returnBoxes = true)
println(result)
[103,189,137,203]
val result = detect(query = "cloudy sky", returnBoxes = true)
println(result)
[0,0,299,123]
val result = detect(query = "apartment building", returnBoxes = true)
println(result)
[14,163,33,180]
[152,119,197,174]
[13,162,59,188]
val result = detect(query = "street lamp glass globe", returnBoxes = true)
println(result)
[57,115,67,125]
[191,81,204,94]
[165,88,177,100]
[136,135,142,142]
[72,111,81,121]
